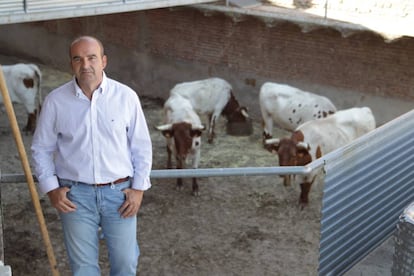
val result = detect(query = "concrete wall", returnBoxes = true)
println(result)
[0,7,413,125]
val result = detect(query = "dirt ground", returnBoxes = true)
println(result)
[0,56,324,276]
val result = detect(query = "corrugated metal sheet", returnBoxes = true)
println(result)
[318,109,414,275]
[26,0,121,11]
[0,0,216,24]
[0,1,23,13]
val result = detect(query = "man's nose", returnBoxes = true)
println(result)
[80,58,90,67]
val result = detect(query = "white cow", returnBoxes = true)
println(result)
[0,63,42,134]
[170,77,249,143]
[259,82,337,142]
[155,94,206,196]
[265,107,376,209]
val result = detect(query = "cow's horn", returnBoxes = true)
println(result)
[297,141,310,150]
[192,124,206,131]
[265,138,280,145]
[155,124,172,131]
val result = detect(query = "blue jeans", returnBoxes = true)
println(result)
[58,179,139,276]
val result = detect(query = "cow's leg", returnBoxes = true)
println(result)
[176,177,183,191]
[166,144,172,169]
[23,112,37,135]
[176,158,185,191]
[191,151,200,196]
[262,115,273,145]
[299,182,312,210]
[208,114,216,144]
[282,175,291,187]
[192,178,199,196]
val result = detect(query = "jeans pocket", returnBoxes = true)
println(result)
[58,179,73,189]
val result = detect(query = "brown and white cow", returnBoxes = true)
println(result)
[0,63,42,134]
[156,94,206,196]
[265,107,376,209]
[259,82,336,144]
[170,77,249,143]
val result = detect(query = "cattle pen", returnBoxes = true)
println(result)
[1,1,414,275]
[2,105,414,274]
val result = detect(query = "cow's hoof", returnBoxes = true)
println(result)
[298,200,308,211]
[192,190,200,196]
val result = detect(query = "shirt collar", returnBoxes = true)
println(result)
[73,72,108,98]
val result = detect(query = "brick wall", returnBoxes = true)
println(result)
[0,6,413,122]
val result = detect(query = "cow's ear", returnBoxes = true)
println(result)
[267,143,279,153]
[292,130,305,143]
[190,129,203,137]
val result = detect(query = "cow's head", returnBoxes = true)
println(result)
[222,92,249,121]
[156,122,205,168]
[227,106,249,123]
[265,134,312,187]
[265,137,310,166]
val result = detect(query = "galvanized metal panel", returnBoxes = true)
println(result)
[318,109,414,275]
[0,0,216,24]
[0,1,23,13]
[26,0,121,11]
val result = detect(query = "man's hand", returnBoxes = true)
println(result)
[47,187,77,213]
[119,189,144,218]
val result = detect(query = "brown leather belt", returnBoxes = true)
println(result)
[95,176,130,187]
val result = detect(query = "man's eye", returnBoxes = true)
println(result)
[73,57,81,62]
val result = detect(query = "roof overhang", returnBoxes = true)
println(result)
[0,0,216,25]
[194,2,414,42]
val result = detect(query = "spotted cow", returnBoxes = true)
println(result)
[156,94,206,195]
[259,82,336,143]
[0,63,42,134]
[170,77,249,143]
[265,107,376,209]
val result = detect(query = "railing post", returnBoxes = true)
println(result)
[392,202,414,275]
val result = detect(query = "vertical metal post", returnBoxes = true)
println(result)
[324,0,328,19]
[392,202,414,275]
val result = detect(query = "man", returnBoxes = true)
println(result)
[31,35,152,276]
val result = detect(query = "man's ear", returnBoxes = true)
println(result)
[102,55,108,69]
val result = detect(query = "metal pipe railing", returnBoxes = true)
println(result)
[0,165,317,183]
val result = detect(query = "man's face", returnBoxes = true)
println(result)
[70,38,107,88]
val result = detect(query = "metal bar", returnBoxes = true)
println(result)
[0,165,314,183]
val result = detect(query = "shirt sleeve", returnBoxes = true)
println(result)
[31,94,60,194]
[127,92,153,191]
